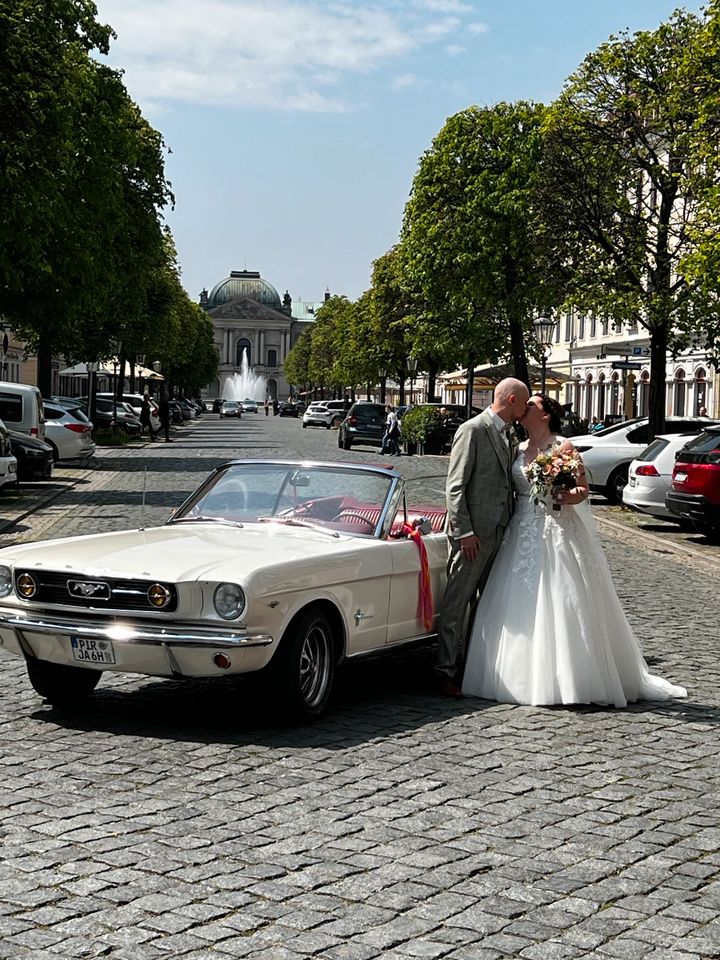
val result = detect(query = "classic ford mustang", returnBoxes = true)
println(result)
[0,461,449,719]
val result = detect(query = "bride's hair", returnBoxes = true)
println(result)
[535,394,564,432]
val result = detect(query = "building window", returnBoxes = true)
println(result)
[597,374,606,419]
[267,349,278,368]
[578,313,585,341]
[673,369,686,416]
[590,314,597,338]
[564,310,573,342]
[694,367,707,415]
[585,374,593,420]
[601,317,609,336]
[236,338,252,368]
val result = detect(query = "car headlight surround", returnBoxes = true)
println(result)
[0,565,12,598]
[214,583,246,620]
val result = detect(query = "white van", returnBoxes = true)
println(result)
[0,383,45,439]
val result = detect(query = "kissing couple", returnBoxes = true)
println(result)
[435,377,686,707]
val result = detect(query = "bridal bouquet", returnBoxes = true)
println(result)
[526,450,582,511]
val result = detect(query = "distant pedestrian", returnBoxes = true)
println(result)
[382,404,401,456]
[158,393,172,442]
[140,394,156,441]
[264,398,269,416]
[699,406,708,417]
[273,398,279,416]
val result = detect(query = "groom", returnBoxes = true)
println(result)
[436,377,530,697]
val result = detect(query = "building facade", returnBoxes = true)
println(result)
[199,269,323,400]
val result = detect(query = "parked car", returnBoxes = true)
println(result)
[8,429,53,481]
[0,382,45,439]
[42,401,96,461]
[0,460,449,720]
[278,401,300,418]
[666,425,720,540]
[574,416,720,503]
[302,400,348,429]
[178,399,199,419]
[241,398,259,413]
[622,433,700,520]
[0,418,18,488]
[96,393,161,433]
[338,402,386,450]
[220,400,242,418]
[167,401,185,425]
[67,398,142,439]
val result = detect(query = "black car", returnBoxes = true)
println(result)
[8,429,54,481]
[71,398,142,438]
[278,402,300,418]
[338,402,386,450]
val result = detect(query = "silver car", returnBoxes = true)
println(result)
[42,401,96,461]
[574,416,718,503]
[623,433,701,520]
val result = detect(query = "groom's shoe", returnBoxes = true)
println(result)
[438,679,464,699]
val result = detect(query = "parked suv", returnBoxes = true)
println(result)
[338,402,386,450]
[666,425,720,540]
[302,400,348,429]
[574,416,720,503]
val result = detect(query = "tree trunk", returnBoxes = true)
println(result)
[648,325,667,440]
[36,335,53,398]
[508,314,529,389]
[466,354,475,419]
[399,375,406,407]
[380,376,386,404]
[427,357,439,403]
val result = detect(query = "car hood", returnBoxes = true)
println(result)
[0,522,370,582]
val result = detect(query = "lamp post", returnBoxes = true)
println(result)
[406,356,418,405]
[532,315,556,394]
[378,367,387,404]
[110,340,122,432]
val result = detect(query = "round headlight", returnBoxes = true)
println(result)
[147,583,172,608]
[214,583,245,620]
[0,565,12,598]
[17,572,37,598]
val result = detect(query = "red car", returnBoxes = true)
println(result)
[666,424,720,541]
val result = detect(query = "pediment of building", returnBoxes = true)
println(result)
[207,297,291,323]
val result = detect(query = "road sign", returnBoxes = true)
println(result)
[611,361,642,370]
[632,346,650,357]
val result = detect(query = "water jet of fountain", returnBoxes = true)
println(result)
[223,349,266,401]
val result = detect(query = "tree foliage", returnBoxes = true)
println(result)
[401,102,553,391]
[540,10,718,436]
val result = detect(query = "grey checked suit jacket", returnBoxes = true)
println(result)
[446,408,515,543]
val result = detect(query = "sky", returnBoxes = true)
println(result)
[95,0,705,306]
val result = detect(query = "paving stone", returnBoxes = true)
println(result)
[0,419,717,959]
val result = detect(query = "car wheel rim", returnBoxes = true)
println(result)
[614,473,627,499]
[298,623,331,708]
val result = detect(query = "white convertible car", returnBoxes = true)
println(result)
[0,461,449,719]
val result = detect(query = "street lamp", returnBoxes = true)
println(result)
[532,315,556,394]
[378,367,387,404]
[406,356,418,405]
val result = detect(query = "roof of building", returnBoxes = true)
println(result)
[206,270,282,310]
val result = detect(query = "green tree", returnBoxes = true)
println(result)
[402,102,552,407]
[284,327,314,396]
[541,10,718,437]
[0,1,172,395]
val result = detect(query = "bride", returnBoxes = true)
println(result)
[461,394,687,706]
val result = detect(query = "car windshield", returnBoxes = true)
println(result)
[682,430,720,454]
[170,462,397,535]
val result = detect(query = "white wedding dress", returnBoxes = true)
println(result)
[462,441,687,706]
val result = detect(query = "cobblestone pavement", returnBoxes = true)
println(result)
[0,414,718,960]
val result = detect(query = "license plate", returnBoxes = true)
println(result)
[70,636,115,664]
[628,477,636,487]
[675,472,688,483]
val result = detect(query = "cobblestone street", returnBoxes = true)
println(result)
[0,414,718,960]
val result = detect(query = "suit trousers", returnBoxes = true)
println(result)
[435,526,507,680]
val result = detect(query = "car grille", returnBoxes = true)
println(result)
[13,569,178,612]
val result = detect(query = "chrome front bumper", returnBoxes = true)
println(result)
[0,609,273,649]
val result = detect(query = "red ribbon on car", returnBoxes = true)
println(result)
[401,521,434,632]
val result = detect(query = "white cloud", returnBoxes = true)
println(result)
[445,44,466,55]
[468,21,489,34]
[392,73,419,89]
[95,0,484,112]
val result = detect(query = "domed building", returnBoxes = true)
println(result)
[199,269,325,400]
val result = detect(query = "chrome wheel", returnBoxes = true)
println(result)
[298,621,332,710]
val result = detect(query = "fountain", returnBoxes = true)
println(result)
[223,348,266,401]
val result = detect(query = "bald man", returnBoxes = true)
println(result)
[436,377,530,696]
